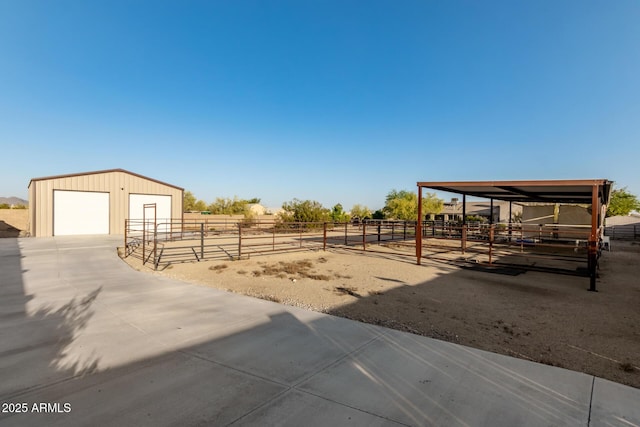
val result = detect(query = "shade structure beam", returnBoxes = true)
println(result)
[415,179,612,292]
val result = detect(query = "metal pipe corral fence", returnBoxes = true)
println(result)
[123,218,601,277]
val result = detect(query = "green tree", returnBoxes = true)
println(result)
[382,189,443,220]
[13,204,27,209]
[372,209,385,219]
[383,190,416,220]
[330,204,350,222]
[183,191,197,211]
[208,196,246,215]
[207,196,260,217]
[350,204,372,220]
[280,199,330,223]
[193,200,207,212]
[423,192,444,216]
[0,203,10,209]
[606,187,640,217]
[184,191,209,212]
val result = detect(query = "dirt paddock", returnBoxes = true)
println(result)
[121,240,640,388]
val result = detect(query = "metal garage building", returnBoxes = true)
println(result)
[28,169,183,237]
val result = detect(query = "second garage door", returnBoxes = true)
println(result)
[129,194,172,231]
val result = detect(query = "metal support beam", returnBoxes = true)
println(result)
[589,184,599,291]
[416,185,423,265]
[508,201,513,241]
[490,198,494,225]
[462,194,466,225]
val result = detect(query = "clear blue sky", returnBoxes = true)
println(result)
[1,0,639,210]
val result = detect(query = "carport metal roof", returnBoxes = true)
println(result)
[415,179,613,291]
[417,179,612,205]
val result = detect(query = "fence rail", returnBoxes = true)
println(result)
[124,219,420,269]
[124,219,604,274]
[604,225,640,240]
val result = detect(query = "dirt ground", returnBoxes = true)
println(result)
[121,240,640,389]
[0,221,26,238]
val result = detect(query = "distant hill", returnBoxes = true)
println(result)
[0,197,28,206]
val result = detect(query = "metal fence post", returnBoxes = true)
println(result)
[200,223,204,260]
[142,225,146,265]
[344,222,348,245]
[363,222,367,251]
[154,225,158,270]
[323,222,327,251]
[238,223,242,258]
[461,224,467,254]
[489,224,494,265]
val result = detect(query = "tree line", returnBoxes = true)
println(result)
[185,186,640,224]
[183,189,445,223]
[183,192,262,216]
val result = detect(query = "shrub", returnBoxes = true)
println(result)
[279,199,330,224]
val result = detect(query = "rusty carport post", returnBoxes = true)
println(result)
[462,194,466,223]
[416,184,423,265]
[489,224,494,265]
[508,201,513,242]
[588,183,599,292]
[490,198,494,225]
[461,194,467,254]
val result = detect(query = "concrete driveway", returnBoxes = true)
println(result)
[1,236,638,426]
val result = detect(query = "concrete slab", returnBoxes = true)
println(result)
[299,328,592,426]
[590,377,640,427]
[0,352,286,427]
[186,309,382,385]
[232,389,406,426]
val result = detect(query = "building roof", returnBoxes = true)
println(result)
[417,179,612,205]
[28,169,184,191]
[442,200,507,215]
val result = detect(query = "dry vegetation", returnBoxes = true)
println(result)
[121,241,640,389]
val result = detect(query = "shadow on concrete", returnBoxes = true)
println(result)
[0,238,101,400]
[1,294,389,425]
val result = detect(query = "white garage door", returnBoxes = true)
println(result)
[129,194,172,232]
[54,190,110,236]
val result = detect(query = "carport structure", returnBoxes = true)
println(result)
[416,179,612,291]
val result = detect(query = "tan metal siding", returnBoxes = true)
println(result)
[29,170,183,237]
[28,183,36,236]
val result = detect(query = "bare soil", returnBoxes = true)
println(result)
[121,241,640,388]
[0,221,25,238]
